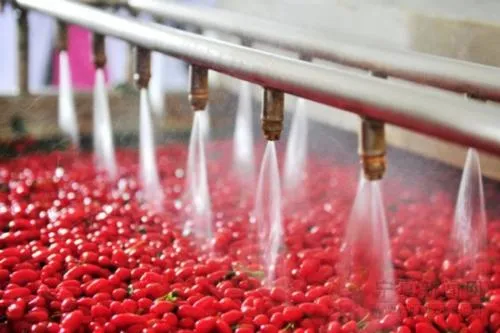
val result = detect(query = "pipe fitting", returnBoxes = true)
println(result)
[17,8,28,94]
[92,33,106,69]
[359,117,386,181]
[189,64,209,111]
[57,21,68,52]
[261,88,284,141]
[134,46,151,89]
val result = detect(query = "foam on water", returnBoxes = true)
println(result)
[139,88,163,210]
[58,51,79,148]
[93,69,117,179]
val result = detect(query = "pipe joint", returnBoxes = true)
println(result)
[189,64,209,111]
[261,88,284,141]
[359,117,386,181]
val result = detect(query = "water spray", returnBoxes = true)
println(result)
[359,117,386,181]
[257,87,285,286]
[91,29,117,178]
[183,63,212,241]
[134,45,163,209]
[261,88,284,141]
[56,20,80,148]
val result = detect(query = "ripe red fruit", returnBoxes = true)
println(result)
[215,319,232,333]
[6,300,26,320]
[415,322,439,333]
[0,142,499,332]
[283,306,303,322]
[110,313,146,328]
[446,313,461,331]
[194,316,217,333]
[61,310,84,332]
[396,326,411,333]
[380,312,401,329]
[458,301,473,317]
[221,310,243,325]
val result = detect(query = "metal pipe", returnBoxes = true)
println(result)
[261,88,284,141]
[134,46,151,89]
[359,118,386,181]
[189,65,209,111]
[129,0,500,103]
[15,0,500,156]
[92,33,106,69]
[16,8,28,95]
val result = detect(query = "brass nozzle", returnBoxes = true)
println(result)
[359,117,386,181]
[92,33,106,69]
[17,8,28,94]
[133,46,151,89]
[0,0,5,12]
[261,88,284,141]
[189,65,209,111]
[57,21,68,52]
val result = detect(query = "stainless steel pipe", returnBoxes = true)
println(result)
[128,0,500,103]
[15,0,500,156]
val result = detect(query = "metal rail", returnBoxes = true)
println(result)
[128,0,500,103]
[14,0,500,156]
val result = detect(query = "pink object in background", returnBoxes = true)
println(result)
[52,25,108,89]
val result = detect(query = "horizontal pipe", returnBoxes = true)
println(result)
[15,0,500,156]
[129,0,500,103]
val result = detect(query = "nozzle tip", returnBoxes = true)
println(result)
[361,155,386,181]
[189,65,209,112]
[261,120,283,141]
[261,88,284,141]
[189,92,209,111]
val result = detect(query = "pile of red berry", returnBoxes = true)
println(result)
[0,141,499,333]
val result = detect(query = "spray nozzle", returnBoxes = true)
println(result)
[261,88,284,141]
[359,117,386,181]
[189,64,209,112]
[57,21,68,52]
[92,33,106,69]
